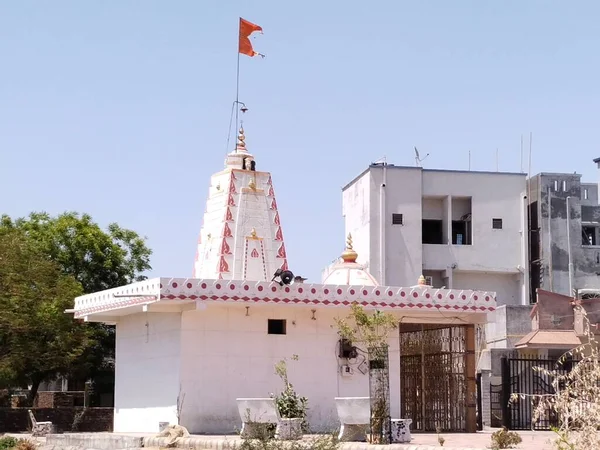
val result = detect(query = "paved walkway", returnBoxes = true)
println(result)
[9,430,559,450]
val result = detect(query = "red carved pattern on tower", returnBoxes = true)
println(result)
[274,212,280,225]
[220,238,231,255]
[281,260,289,271]
[251,248,259,258]
[223,222,233,238]
[277,243,287,259]
[270,198,278,210]
[225,207,233,222]
[218,255,229,273]
[228,194,236,206]
[275,227,283,241]
[229,177,237,194]
[267,175,272,185]
[268,185,274,197]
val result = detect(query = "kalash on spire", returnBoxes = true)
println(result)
[193,109,289,281]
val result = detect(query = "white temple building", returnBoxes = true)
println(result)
[72,127,496,434]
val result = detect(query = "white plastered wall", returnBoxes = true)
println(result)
[179,303,401,434]
[114,312,182,432]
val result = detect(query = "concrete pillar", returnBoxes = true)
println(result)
[465,325,477,432]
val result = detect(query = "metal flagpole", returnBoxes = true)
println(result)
[235,18,241,152]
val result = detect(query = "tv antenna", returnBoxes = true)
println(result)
[414,147,429,167]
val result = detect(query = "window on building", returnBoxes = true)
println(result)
[268,319,287,335]
[554,180,559,192]
[451,197,472,245]
[584,188,589,200]
[562,180,567,192]
[392,213,403,225]
[422,219,443,244]
[582,227,597,246]
[492,218,503,229]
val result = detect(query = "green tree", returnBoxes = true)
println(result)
[0,212,152,403]
[0,212,152,293]
[0,230,91,402]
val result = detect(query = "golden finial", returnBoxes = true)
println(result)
[236,126,247,151]
[248,177,256,190]
[341,233,358,263]
[418,275,427,286]
[250,228,257,238]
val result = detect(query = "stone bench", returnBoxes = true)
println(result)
[236,397,302,440]
[28,409,55,437]
[334,396,370,441]
[334,397,412,443]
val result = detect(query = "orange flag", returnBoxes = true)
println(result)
[239,18,264,57]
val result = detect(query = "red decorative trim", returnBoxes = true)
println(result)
[225,207,233,222]
[270,198,278,210]
[268,185,274,197]
[219,256,229,273]
[277,243,287,258]
[260,241,268,280]
[228,194,236,206]
[229,178,237,194]
[267,175,272,185]
[281,260,289,271]
[223,223,233,238]
[275,227,283,241]
[220,238,231,255]
[274,212,280,225]
[251,248,259,258]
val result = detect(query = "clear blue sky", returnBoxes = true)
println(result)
[1,1,599,282]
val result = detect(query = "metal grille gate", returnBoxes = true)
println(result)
[501,357,577,430]
[400,325,468,432]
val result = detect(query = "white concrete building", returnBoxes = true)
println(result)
[71,131,496,435]
[336,164,529,307]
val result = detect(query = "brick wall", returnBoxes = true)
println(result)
[0,407,113,433]
[35,392,85,408]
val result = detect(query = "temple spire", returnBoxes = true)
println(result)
[341,233,358,263]
[236,126,247,152]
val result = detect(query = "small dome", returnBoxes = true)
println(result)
[322,234,379,286]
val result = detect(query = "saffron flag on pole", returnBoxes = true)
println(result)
[239,18,264,57]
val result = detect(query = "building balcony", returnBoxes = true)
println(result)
[422,244,521,273]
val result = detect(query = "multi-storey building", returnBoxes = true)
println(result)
[528,170,600,299]
[334,164,529,307]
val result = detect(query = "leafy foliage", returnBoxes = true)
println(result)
[239,433,339,450]
[490,427,522,449]
[334,304,397,444]
[0,230,93,401]
[272,356,308,431]
[0,212,151,293]
[0,437,18,450]
[334,303,397,349]
[0,212,152,403]
[513,306,600,449]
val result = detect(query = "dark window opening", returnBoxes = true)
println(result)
[392,213,403,225]
[268,319,287,335]
[452,218,472,245]
[422,219,443,244]
[492,218,503,229]
[582,227,597,246]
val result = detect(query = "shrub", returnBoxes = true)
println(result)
[14,440,37,450]
[272,356,309,432]
[490,427,522,449]
[238,434,339,450]
[0,437,19,450]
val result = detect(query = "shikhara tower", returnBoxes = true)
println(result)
[192,127,288,280]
